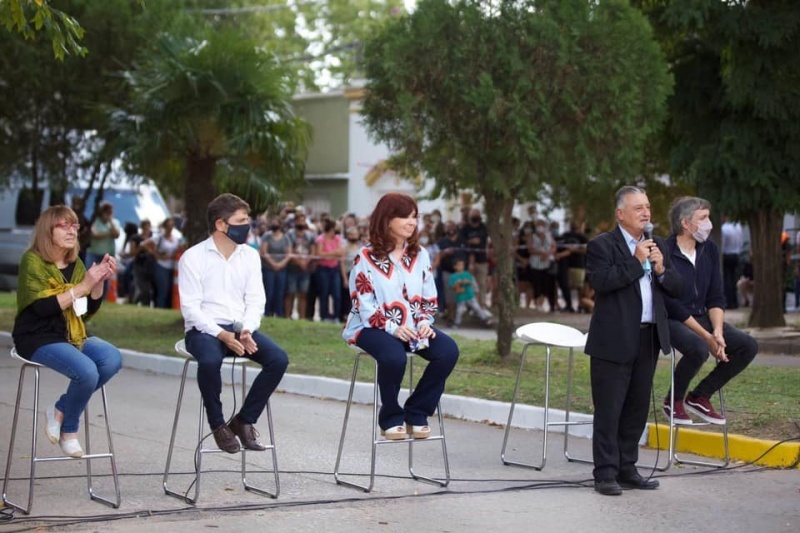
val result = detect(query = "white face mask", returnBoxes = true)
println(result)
[420,236,430,245]
[691,219,713,243]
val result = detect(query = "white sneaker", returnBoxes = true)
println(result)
[45,406,61,444]
[59,437,84,458]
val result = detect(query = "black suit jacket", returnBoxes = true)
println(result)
[584,226,682,363]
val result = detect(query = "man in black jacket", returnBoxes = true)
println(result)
[661,197,758,426]
[584,186,682,496]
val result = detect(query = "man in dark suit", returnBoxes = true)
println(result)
[584,185,682,496]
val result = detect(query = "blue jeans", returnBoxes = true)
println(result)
[185,326,289,430]
[355,327,459,429]
[263,267,287,317]
[30,338,122,433]
[153,263,173,309]
[315,266,341,320]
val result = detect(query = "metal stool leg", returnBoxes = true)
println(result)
[240,364,280,498]
[163,358,196,503]
[563,347,594,464]
[334,352,373,492]
[501,343,553,470]
[673,387,730,468]
[2,365,39,514]
[407,356,450,487]
[635,348,677,472]
[85,385,121,508]
[501,343,534,467]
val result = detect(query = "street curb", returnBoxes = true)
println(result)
[647,424,800,469]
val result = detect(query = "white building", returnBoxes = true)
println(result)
[292,85,555,226]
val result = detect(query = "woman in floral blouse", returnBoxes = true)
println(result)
[342,193,459,440]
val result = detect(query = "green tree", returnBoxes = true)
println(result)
[361,0,671,356]
[638,0,800,327]
[112,29,311,245]
[0,0,85,59]
[0,1,194,221]
[190,0,406,91]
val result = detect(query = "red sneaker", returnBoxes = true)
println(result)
[685,393,726,425]
[662,398,693,425]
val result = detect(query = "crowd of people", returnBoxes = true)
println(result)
[216,201,595,326]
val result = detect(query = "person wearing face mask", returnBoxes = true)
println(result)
[458,208,490,307]
[178,193,289,453]
[260,217,293,317]
[661,196,758,426]
[340,226,363,321]
[436,221,466,322]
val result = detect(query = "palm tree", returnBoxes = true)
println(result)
[111,29,310,245]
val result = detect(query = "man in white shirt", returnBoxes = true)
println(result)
[721,216,743,309]
[179,193,288,453]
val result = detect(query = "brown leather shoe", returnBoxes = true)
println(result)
[228,417,267,451]
[212,424,240,453]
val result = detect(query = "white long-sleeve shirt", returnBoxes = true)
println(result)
[178,236,265,337]
[342,245,437,345]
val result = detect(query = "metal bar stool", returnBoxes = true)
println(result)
[639,353,729,472]
[334,347,450,493]
[3,347,120,515]
[501,322,591,470]
[670,359,730,468]
[163,340,279,504]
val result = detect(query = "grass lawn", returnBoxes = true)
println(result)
[0,293,797,440]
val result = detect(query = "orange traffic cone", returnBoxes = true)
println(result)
[107,272,118,303]
[171,250,182,310]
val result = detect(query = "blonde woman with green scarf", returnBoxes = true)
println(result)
[12,205,122,458]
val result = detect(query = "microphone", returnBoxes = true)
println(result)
[642,222,654,274]
[643,222,654,241]
[232,321,243,341]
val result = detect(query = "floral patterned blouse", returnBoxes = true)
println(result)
[342,245,438,346]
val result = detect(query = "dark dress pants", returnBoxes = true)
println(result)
[355,327,459,429]
[185,326,289,430]
[590,325,658,481]
[668,316,758,400]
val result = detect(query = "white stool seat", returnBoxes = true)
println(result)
[163,338,280,504]
[334,345,450,492]
[3,347,120,514]
[515,322,587,349]
[502,322,591,470]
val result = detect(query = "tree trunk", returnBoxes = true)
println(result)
[184,152,218,247]
[484,194,516,357]
[747,209,786,328]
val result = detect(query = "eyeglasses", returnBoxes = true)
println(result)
[54,222,80,231]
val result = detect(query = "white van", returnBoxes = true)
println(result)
[0,178,173,290]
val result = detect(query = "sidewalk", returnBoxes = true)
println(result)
[1,336,798,531]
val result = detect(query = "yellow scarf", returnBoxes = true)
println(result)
[16,251,88,348]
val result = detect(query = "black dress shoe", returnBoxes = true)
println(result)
[594,479,623,496]
[228,417,268,451]
[617,472,660,490]
[212,424,240,454]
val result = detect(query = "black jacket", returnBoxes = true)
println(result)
[663,236,726,322]
[584,226,682,362]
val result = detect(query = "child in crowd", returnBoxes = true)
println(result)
[449,258,492,327]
